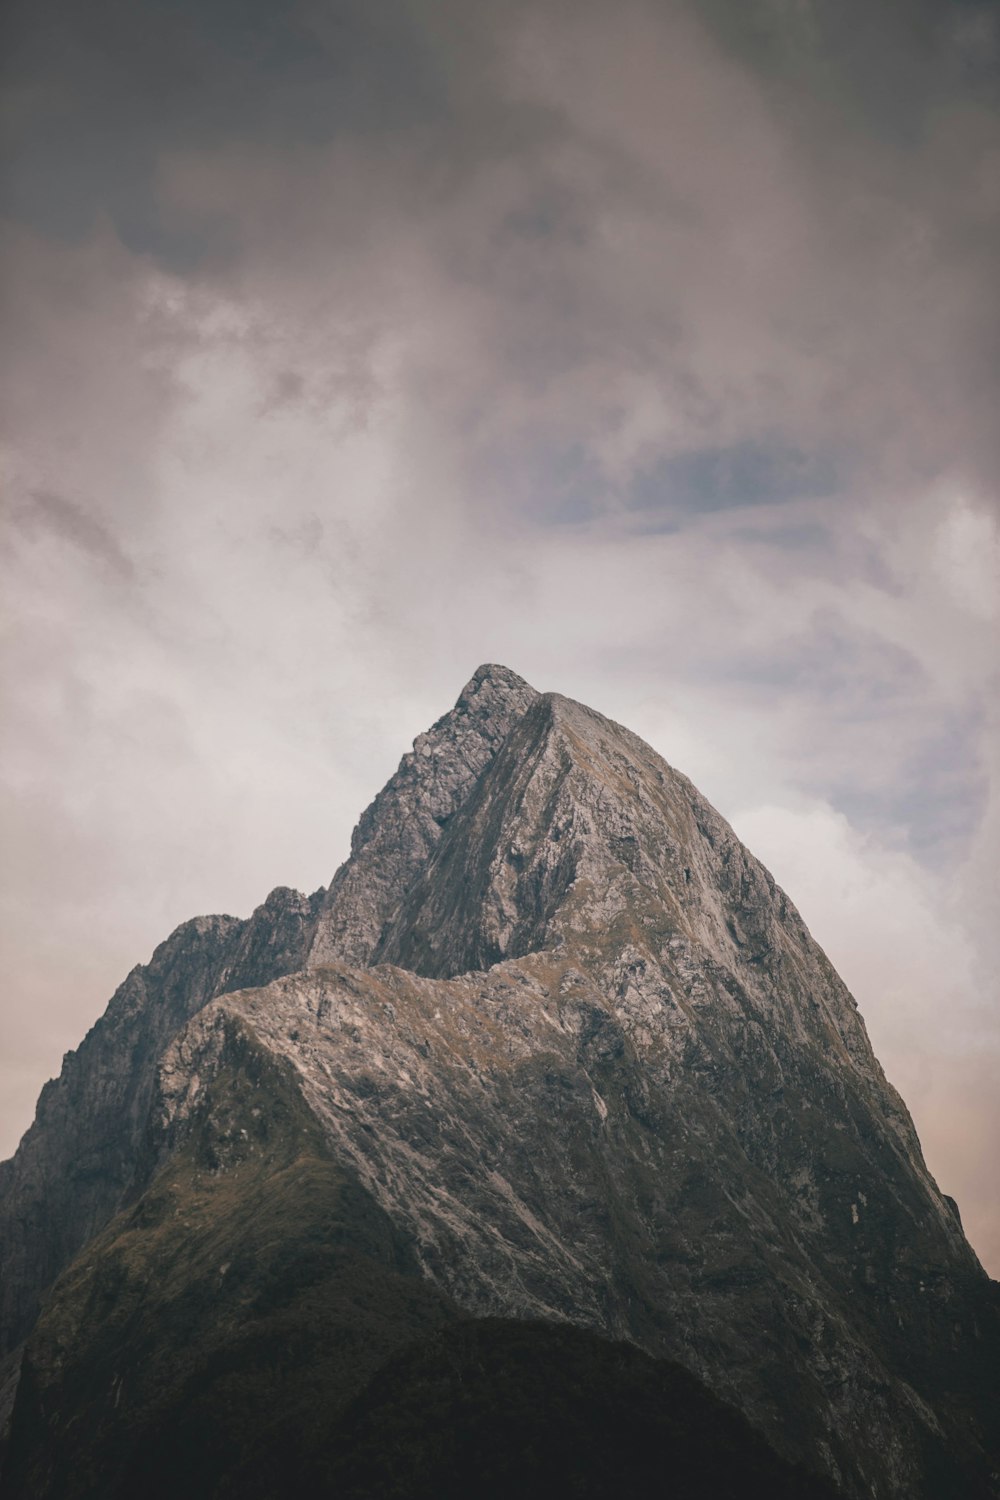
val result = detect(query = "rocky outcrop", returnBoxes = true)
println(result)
[0,885,324,1356]
[0,666,538,1364]
[155,685,997,1499]
[308,663,539,967]
[2,665,997,1499]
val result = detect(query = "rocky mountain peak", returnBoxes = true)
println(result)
[307,663,538,967]
[455,660,537,711]
[2,666,997,1500]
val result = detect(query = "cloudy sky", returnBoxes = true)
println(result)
[1,0,998,1269]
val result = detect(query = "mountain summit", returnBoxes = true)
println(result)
[1,667,997,1499]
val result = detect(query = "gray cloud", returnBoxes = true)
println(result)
[18,491,136,580]
[629,442,841,521]
[1,0,448,258]
[1,0,998,1270]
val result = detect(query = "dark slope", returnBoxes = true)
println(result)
[2,1022,457,1500]
[2,1024,836,1500]
[312,1320,840,1500]
[153,953,999,1500]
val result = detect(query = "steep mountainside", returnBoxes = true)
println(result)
[0,886,324,1359]
[2,1022,837,1500]
[1,666,997,1499]
[0,664,532,1362]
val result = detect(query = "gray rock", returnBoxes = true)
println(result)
[0,886,324,1354]
[308,662,539,966]
[2,665,997,1499]
[0,664,536,1359]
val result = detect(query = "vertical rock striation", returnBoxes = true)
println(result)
[307,663,539,966]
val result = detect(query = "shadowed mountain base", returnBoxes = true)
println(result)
[3,1031,836,1500]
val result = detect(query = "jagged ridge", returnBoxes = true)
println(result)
[0,665,537,1360]
[2,665,998,1500]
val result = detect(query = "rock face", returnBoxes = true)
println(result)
[1,666,998,1499]
[0,886,324,1357]
[308,662,540,967]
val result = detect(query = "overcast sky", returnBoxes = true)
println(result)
[1,0,997,1270]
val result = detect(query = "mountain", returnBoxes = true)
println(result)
[1,665,997,1499]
